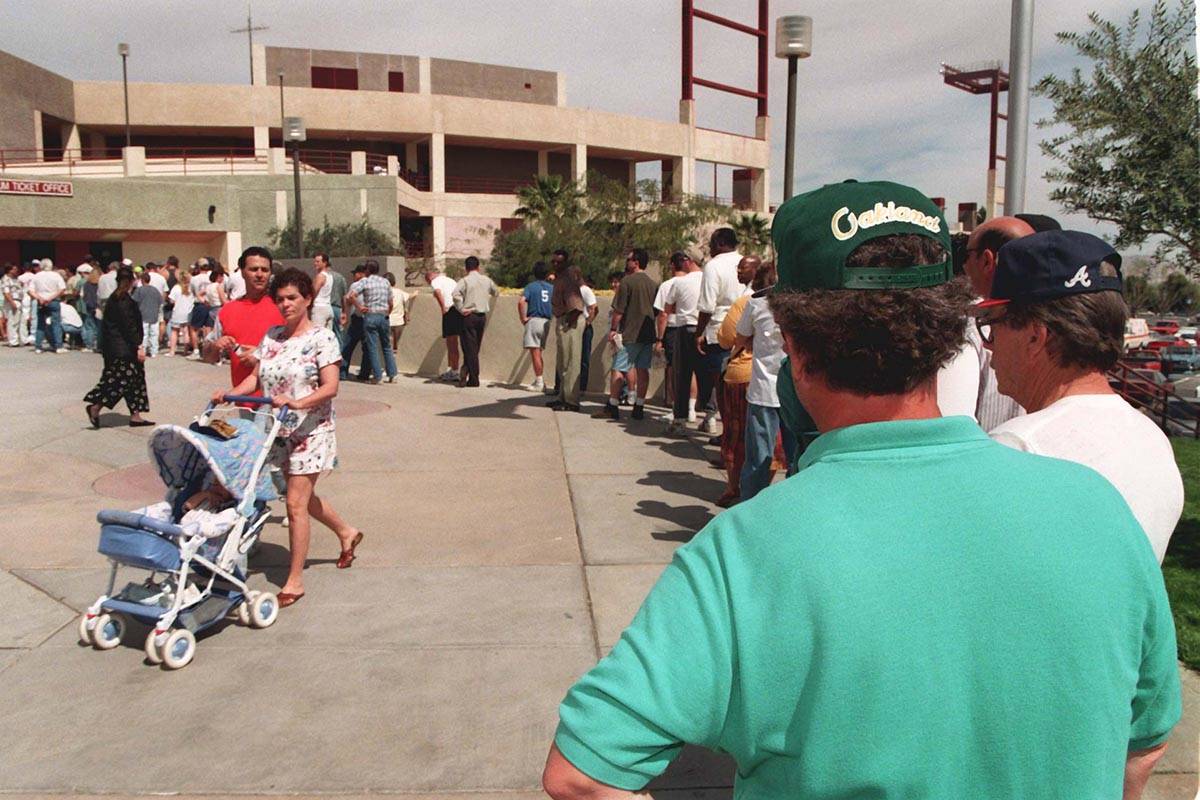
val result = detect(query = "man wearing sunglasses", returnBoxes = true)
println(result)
[972,230,1183,564]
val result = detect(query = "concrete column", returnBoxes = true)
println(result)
[404,141,418,172]
[570,143,587,185]
[32,110,43,160]
[430,133,445,193]
[62,123,81,157]
[251,44,267,87]
[755,116,769,141]
[431,216,446,268]
[679,99,696,126]
[751,167,769,213]
[122,146,146,177]
[418,57,432,94]
[222,231,244,266]
[268,147,286,175]
[350,150,367,175]
[537,150,549,178]
[671,156,695,197]
[555,74,567,107]
[275,190,288,227]
[359,188,369,216]
[628,160,638,188]
[386,155,399,176]
[253,126,269,152]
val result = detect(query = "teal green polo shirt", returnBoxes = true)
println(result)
[555,417,1180,798]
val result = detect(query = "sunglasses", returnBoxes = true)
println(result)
[974,310,1008,345]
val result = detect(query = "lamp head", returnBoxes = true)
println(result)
[775,16,813,59]
[117,42,130,57]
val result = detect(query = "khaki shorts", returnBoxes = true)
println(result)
[523,317,551,349]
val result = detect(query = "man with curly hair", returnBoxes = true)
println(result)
[543,181,1179,800]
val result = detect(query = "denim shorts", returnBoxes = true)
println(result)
[613,341,653,371]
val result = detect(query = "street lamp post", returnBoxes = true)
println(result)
[284,116,306,258]
[118,43,131,149]
[775,16,813,201]
[277,70,286,133]
[1004,0,1035,215]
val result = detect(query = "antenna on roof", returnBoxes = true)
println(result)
[230,0,269,84]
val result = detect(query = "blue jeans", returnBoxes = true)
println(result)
[331,305,344,343]
[34,300,62,351]
[82,312,99,350]
[339,314,376,379]
[739,403,798,502]
[362,312,396,380]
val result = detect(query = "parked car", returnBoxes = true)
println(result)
[1125,318,1151,350]
[1151,319,1181,335]
[1178,326,1197,342]
[1162,344,1200,375]
[1147,336,1186,352]
[1122,349,1163,373]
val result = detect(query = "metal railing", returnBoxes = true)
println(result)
[365,152,390,175]
[1108,360,1200,438]
[444,175,530,195]
[398,167,430,190]
[142,147,266,175]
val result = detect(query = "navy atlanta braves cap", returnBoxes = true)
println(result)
[974,230,1122,310]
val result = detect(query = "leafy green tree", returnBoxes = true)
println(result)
[1122,273,1157,313]
[1155,272,1200,314]
[1035,0,1199,271]
[267,216,403,259]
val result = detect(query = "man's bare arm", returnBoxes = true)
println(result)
[1124,743,1167,799]
[542,744,640,800]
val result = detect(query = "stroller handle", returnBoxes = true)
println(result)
[207,395,289,423]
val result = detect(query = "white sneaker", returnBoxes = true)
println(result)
[701,412,719,435]
[531,376,545,391]
[687,410,697,423]
[163,351,174,357]
[440,369,459,382]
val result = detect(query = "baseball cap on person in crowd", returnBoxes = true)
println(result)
[761,179,952,296]
[1014,213,1062,233]
[972,230,1122,312]
[121,258,133,267]
[76,264,94,274]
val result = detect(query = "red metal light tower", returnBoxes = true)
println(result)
[941,61,1009,219]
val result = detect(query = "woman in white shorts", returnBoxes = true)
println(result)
[213,267,362,608]
[311,255,334,329]
[166,269,197,356]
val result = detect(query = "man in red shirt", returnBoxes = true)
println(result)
[202,246,283,389]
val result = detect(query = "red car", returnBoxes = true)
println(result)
[1151,319,1181,335]
[1146,337,1186,351]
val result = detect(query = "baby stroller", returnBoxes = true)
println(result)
[78,395,284,669]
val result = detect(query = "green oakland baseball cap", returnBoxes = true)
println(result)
[767,179,953,294]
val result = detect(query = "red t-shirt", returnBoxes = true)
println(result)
[218,295,285,388]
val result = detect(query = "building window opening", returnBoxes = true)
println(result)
[311,66,359,90]
[388,71,405,92]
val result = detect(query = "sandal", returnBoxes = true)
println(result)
[336,531,364,569]
[129,419,156,427]
[277,591,305,608]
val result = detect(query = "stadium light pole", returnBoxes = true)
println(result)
[118,43,131,149]
[277,69,286,133]
[284,117,306,258]
[775,16,813,201]
[1004,0,1034,214]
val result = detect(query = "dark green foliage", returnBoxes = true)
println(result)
[267,217,403,259]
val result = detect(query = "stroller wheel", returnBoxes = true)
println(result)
[91,613,125,650]
[235,600,251,626]
[144,630,164,665]
[78,613,94,645]
[161,629,196,670]
[250,592,279,629]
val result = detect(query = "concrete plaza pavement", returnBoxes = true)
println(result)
[0,347,1195,799]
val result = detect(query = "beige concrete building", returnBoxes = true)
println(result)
[0,45,769,268]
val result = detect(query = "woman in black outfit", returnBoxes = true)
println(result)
[84,266,154,428]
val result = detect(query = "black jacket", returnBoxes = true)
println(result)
[100,293,143,361]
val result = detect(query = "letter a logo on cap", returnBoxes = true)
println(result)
[1064,265,1092,289]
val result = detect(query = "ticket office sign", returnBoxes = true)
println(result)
[0,179,73,197]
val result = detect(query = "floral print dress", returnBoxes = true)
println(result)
[255,324,342,475]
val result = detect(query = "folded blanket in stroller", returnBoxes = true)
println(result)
[135,501,240,539]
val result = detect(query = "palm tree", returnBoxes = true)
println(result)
[514,175,583,222]
[730,212,772,256]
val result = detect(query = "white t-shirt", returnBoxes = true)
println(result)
[59,303,82,328]
[697,251,745,343]
[654,277,680,327]
[190,272,211,302]
[664,270,703,327]
[580,285,597,311]
[224,269,246,301]
[430,274,458,313]
[991,393,1183,563]
[389,287,412,326]
[97,271,118,304]
[29,270,66,299]
[205,281,224,307]
[168,285,195,325]
[736,296,785,407]
[146,271,168,295]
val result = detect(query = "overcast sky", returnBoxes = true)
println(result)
[0,0,1160,241]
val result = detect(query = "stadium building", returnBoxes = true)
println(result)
[0,44,770,267]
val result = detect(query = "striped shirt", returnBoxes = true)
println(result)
[349,275,392,314]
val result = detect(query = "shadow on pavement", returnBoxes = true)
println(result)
[637,499,714,541]
[436,393,549,420]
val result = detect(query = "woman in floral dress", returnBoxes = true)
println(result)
[214,267,362,608]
